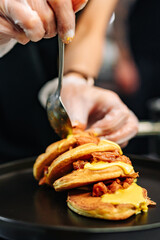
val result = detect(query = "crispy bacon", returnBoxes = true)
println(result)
[92,151,120,162]
[92,182,108,197]
[122,177,134,189]
[91,151,131,165]
[73,160,89,170]
[108,179,122,193]
[75,135,99,146]
[92,177,136,197]
[116,155,131,165]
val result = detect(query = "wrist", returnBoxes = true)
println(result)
[64,72,94,87]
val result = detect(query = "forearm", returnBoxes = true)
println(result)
[64,0,118,78]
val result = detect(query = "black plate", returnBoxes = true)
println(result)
[0,155,160,240]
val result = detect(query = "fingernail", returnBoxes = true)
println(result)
[73,0,88,12]
[75,2,87,12]
[63,29,75,44]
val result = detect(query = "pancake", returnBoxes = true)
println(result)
[33,131,99,180]
[53,164,137,191]
[33,132,156,221]
[33,135,77,180]
[67,183,156,220]
[46,139,122,185]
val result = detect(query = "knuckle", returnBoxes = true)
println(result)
[42,6,54,24]
[24,16,45,41]
[25,15,40,30]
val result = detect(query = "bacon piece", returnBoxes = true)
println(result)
[73,160,89,170]
[92,151,120,162]
[122,177,134,189]
[108,179,122,193]
[116,155,131,165]
[92,177,136,197]
[75,135,99,146]
[92,182,108,197]
[91,151,131,165]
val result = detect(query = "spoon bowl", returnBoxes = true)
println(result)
[46,37,72,138]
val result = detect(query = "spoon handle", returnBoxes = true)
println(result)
[57,36,64,97]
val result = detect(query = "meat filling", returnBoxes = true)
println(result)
[75,134,100,146]
[73,151,132,170]
[92,177,136,197]
[73,160,89,170]
[92,151,131,164]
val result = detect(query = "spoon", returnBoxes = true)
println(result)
[46,37,72,138]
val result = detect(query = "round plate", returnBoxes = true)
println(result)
[0,155,160,240]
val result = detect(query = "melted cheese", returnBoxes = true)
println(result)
[99,139,123,155]
[101,183,148,213]
[84,161,133,174]
[58,135,74,150]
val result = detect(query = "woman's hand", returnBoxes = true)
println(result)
[0,0,88,45]
[61,73,138,147]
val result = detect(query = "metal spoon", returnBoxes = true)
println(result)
[46,37,72,138]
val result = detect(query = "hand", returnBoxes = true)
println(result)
[0,0,88,45]
[61,73,138,147]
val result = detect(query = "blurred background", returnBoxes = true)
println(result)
[95,0,160,159]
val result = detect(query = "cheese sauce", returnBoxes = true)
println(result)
[101,183,148,213]
[84,161,133,174]
[99,140,123,155]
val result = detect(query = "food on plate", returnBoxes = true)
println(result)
[67,182,155,220]
[33,131,101,183]
[33,130,156,220]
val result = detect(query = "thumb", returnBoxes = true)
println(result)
[63,100,88,129]
[66,103,88,130]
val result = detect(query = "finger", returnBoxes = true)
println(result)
[72,0,88,12]
[0,16,29,44]
[28,0,57,38]
[64,101,88,129]
[90,107,130,136]
[101,111,139,145]
[119,141,128,149]
[5,1,45,42]
[48,0,75,43]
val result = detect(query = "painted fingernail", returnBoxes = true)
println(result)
[63,29,75,44]
[73,0,88,12]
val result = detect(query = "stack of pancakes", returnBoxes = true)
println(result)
[33,131,155,220]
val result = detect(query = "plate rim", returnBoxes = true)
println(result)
[0,155,160,234]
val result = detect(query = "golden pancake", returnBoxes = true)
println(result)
[33,132,156,221]
[33,131,101,181]
[46,139,122,185]
[33,135,77,180]
[53,164,137,191]
[67,183,156,220]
